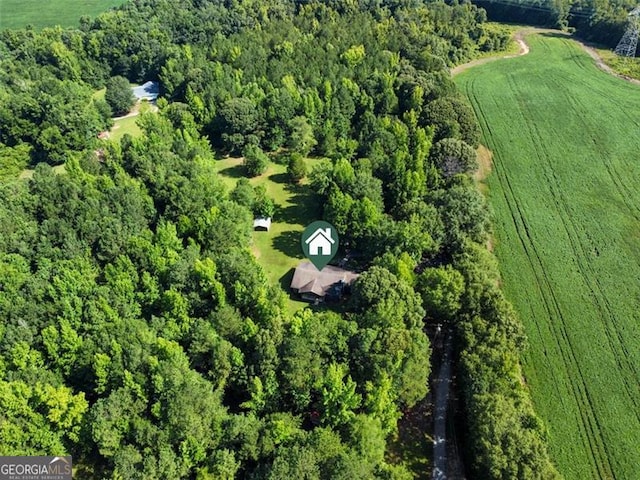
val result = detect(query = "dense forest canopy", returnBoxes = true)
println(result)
[1,0,558,478]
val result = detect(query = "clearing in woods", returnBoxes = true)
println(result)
[0,0,125,30]
[214,157,327,315]
[456,33,640,480]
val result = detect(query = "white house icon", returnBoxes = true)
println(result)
[305,227,335,255]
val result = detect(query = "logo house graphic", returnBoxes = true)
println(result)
[301,221,339,271]
[305,227,335,256]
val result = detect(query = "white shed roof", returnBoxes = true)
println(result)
[253,217,272,231]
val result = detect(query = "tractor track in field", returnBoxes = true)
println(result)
[468,80,597,475]
[498,127,609,480]
[466,69,615,479]
[520,73,629,477]
[545,79,640,420]
[565,53,640,228]
[454,27,640,88]
[460,32,640,480]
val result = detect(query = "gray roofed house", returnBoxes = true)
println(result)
[290,261,359,302]
[132,81,160,102]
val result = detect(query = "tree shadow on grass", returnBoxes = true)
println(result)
[272,230,304,259]
[269,172,290,184]
[278,184,323,227]
[539,31,571,40]
[219,164,246,179]
[279,267,296,296]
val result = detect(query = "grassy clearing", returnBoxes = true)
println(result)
[108,102,156,141]
[19,164,66,180]
[0,0,125,30]
[456,33,640,480]
[109,115,142,142]
[215,157,327,314]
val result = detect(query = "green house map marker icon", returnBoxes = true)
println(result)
[301,221,339,271]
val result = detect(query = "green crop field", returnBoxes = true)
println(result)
[456,33,640,480]
[0,0,125,30]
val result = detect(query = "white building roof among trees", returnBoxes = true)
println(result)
[132,81,159,101]
[253,217,271,231]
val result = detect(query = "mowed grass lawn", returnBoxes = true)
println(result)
[109,115,142,142]
[456,34,640,480]
[215,157,326,313]
[0,0,125,30]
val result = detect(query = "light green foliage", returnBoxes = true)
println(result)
[457,34,640,480]
[417,265,465,320]
[193,258,226,307]
[0,143,31,180]
[253,185,276,218]
[341,44,366,68]
[288,116,317,156]
[597,50,640,80]
[372,252,417,287]
[364,374,401,435]
[320,363,362,428]
[0,379,87,453]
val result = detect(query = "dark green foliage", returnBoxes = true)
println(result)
[475,0,632,47]
[218,98,264,153]
[243,144,269,177]
[454,241,560,479]
[105,75,135,116]
[430,138,478,177]
[287,153,308,183]
[230,178,256,208]
[351,268,431,407]
[432,182,490,252]
[0,77,110,164]
[423,96,481,146]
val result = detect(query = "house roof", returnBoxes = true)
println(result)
[290,261,358,297]
[305,228,335,245]
[132,81,159,101]
[253,217,271,230]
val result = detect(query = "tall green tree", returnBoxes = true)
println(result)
[105,76,135,116]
